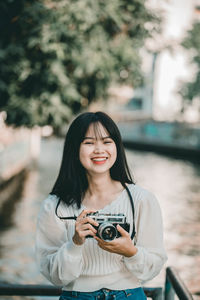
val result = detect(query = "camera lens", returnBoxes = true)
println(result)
[98,222,117,241]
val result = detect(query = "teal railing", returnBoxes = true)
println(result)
[0,267,194,299]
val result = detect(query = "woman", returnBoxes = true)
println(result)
[36,111,167,300]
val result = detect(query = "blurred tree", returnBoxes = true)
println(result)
[0,0,160,131]
[179,21,200,104]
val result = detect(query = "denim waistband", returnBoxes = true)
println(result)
[61,287,143,297]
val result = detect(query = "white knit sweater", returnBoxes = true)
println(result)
[35,184,167,291]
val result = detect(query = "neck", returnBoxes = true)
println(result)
[87,173,114,195]
[83,173,124,210]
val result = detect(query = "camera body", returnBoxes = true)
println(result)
[86,212,130,241]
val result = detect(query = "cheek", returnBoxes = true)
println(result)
[79,146,90,166]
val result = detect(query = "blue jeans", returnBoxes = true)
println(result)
[59,287,147,299]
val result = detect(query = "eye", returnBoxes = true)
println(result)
[83,141,94,145]
[104,139,113,144]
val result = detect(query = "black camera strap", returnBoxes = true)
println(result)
[55,184,136,240]
[124,185,136,240]
[55,199,77,220]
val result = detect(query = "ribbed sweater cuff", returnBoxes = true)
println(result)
[124,247,143,263]
[66,240,83,256]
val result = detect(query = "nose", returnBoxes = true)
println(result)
[94,141,104,153]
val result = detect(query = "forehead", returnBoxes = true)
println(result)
[85,122,109,138]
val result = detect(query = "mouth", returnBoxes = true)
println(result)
[91,157,108,164]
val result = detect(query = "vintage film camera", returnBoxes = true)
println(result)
[86,212,130,241]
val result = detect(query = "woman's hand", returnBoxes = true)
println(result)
[94,225,138,257]
[72,209,99,246]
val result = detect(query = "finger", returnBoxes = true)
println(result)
[117,225,129,237]
[76,230,95,240]
[81,223,97,234]
[82,229,97,237]
[94,236,106,245]
[94,236,115,246]
[78,216,99,227]
[94,236,101,242]
[86,216,99,227]
[76,209,96,223]
[78,209,97,219]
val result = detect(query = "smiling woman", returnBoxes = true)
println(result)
[35,111,167,300]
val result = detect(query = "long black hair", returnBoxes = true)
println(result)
[51,111,134,208]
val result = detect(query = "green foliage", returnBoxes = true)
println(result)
[180,22,200,102]
[0,0,160,130]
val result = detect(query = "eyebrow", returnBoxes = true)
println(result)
[83,136,111,140]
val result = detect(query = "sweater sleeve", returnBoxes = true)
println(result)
[35,196,83,286]
[123,190,167,282]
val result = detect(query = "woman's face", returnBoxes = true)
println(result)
[79,122,117,176]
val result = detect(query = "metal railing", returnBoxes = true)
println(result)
[0,267,194,299]
[0,284,162,299]
[165,267,193,300]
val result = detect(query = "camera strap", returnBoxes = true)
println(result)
[124,185,136,240]
[55,184,136,240]
[55,199,77,220]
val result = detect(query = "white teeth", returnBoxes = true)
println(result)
[92,158,107,161]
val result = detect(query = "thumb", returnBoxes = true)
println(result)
[117,224,129,237]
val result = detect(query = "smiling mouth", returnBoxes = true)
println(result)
[91,157,108,164]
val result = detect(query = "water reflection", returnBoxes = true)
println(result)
[126,149,200,295]
[0,138,199,298]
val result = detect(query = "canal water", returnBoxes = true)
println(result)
[0,137,200,299]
